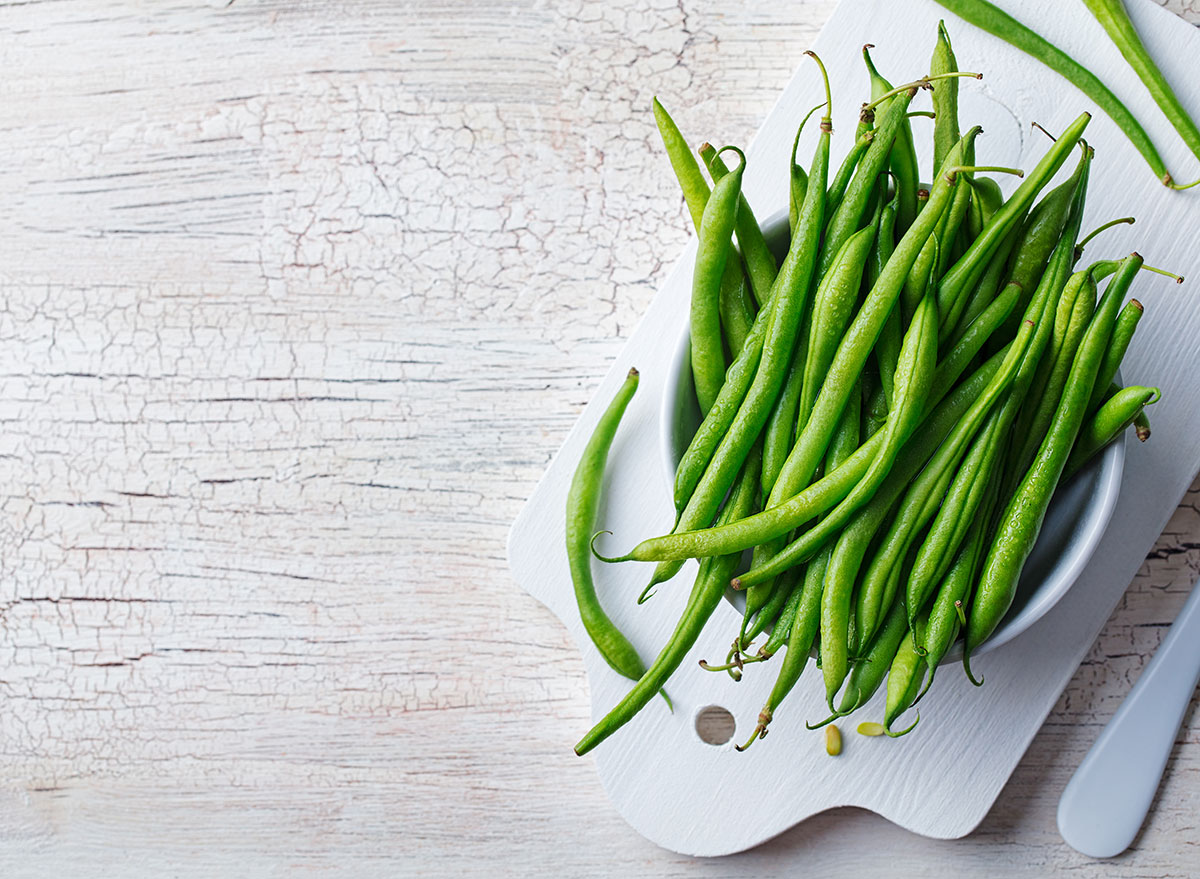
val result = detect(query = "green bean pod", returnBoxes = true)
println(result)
[689,146,745,415]
[1087,298,1144,414]
[1065,385,1160,479]
[761,351,806,495]
[883,628,927,735]
[931,20,961,179]
[567,368,650,685]
[575,445,763,756]
[702,143,778,307]
[946,221,1022,346]
[652,97,710,229]
[718,271,756,356]
[863,46,920,234]
[965,253,1145,675]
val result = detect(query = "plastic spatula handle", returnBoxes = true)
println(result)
[1057,577,1200,858]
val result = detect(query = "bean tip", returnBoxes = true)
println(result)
[627,366,639,378]
[730,577,744,591]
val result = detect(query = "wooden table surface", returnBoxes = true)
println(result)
[0,1,1196,876]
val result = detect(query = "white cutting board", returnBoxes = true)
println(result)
[507,0,1200,855]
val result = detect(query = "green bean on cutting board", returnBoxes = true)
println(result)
[565,368,667,705]
[570,20,1172,755]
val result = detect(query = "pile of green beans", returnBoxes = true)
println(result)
[570,26,1174,758]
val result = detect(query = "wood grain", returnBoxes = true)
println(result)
[0,0,1195,875]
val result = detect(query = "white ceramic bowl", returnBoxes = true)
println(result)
[659,213,1124,662]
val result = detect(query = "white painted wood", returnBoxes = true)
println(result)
[510,0,1200,859]
[0,0,1194,876]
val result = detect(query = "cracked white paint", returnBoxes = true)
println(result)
[0,0,1195,876]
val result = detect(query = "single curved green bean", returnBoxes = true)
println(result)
[689,146,745,415]
[1088,297,1144,414]
[965,253,1145,677]
[883,627,927,735]
[931,0,1193,187]
[566,368,658,695]
[652,97,710,229]
[576,447,762,755]
[931,20,961,179]
[1065,385,1160,479]
[702,143,778,307]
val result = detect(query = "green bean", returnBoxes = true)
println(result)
[567,368,653,692]
[931,20,960,179]
[1065,385,1160,479]
[652,97,710,229]
[1087,298,1144,414]
[574,445,762,756]
[931,0,1196,187]
[936,112,1091,340]
[882,628,927,735]
[1082,0,1200,169]
[606,277,1018,568]
[702,143,778,307]
[902,233,940,323]
[789,104,826,234]
[762,351,806,495]
[689,146,744,415]
[826,129,875,222]
[718,271,755,356]
[963,175,1004,244]
[863,377,889,440]
[964,253,1145,679]
[863,46,920,233]
[643,53,834,593]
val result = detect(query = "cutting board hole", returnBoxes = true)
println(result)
[695,705,736,745]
